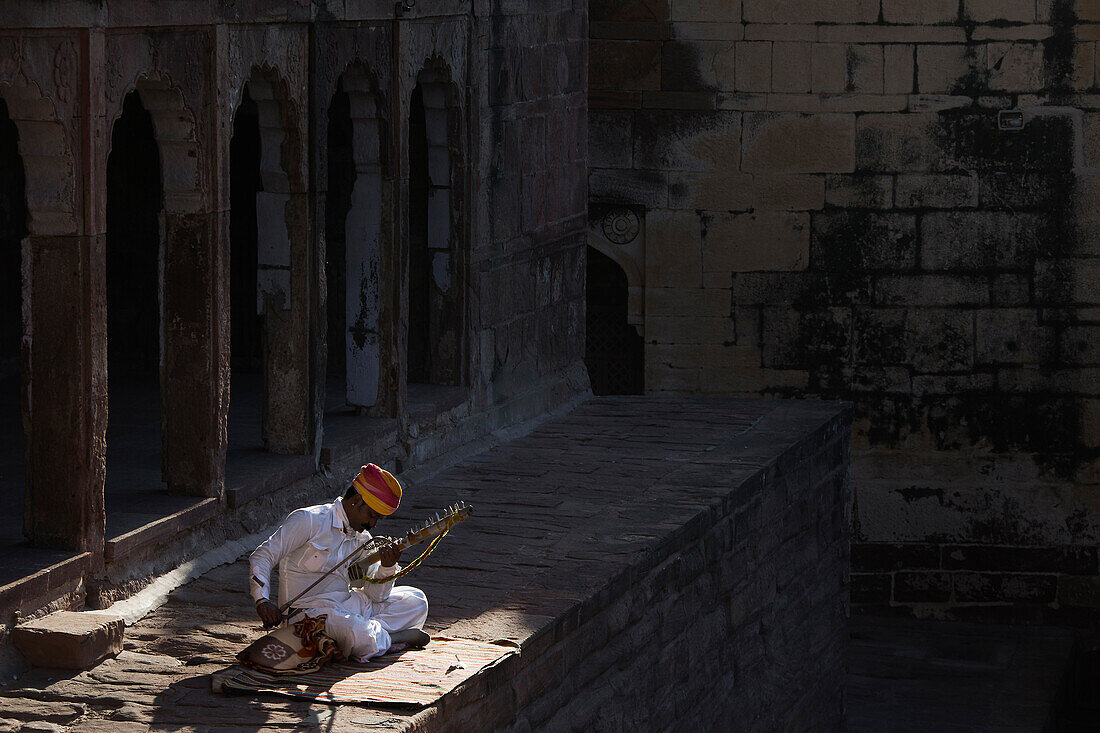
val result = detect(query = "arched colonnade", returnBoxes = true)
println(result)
[0,52,468,556]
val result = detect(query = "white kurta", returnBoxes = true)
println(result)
[249,498,429,661]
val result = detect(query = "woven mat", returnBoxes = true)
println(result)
[218,637,518,706]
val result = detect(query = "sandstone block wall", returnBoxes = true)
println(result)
[409,402,850,733]
[589,0,1100,619]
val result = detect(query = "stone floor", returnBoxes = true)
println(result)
[0,395,1080,732]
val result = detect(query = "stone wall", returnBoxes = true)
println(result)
[405,400,851,732]
[588,0,1100,619]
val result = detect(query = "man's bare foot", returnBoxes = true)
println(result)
[389,628,430,648]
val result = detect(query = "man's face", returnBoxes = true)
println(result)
[347,497,384,533]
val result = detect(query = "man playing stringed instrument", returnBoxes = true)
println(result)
[248,464,431,661]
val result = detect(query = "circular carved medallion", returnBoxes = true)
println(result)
[601,208,639,245]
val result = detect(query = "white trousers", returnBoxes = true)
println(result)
[301,586,428,661]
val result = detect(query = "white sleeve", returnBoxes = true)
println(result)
[249,509,315,603]
[360,561,400,603]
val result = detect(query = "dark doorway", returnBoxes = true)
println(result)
[229,86,264,450]
[326,78,353,404]
[407,84,431,385]
[105,91,167,534]
[0,97,28,557]
[585,246,643,395]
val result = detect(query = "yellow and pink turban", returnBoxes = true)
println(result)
[353,463,402,515]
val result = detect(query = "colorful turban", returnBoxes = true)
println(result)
[353,464,402,516]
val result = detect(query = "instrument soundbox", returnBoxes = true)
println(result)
[346,501,473,588]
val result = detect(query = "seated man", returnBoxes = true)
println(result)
[249,464,430,660]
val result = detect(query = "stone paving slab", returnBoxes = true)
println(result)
[0,396,843,731]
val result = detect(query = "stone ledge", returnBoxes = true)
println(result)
[11,611,123,670]
[105,498,220,563]
[400,397,852,731]
[225,455,317,510]
[0,553,92,624]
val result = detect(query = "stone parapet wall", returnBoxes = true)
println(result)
[588,0,1100,614]
[405,399,851,732]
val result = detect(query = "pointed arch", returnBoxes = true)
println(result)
[0,75,93,551]
[0,77,76,236]
[104,73,218,498]
[227,66,311,455]
[407,60,467,389]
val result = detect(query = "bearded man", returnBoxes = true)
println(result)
[248,464,430,660]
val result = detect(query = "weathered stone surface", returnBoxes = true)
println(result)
[0,700,84,725]
[703,211,810,272]
[633,110,742,171]
[735,41,772,92]
[884,45,915,94]
[921,212,1046,271]
[812,211,917,271]
[855,113,945,172]
[11,612,123,670]
[590,39,662,90]
[965,0,1035,23]
[743,0,877,23]
[882,0,957,23]
[894,173,977,209]
[645,209,702,287]
[752,174,824,211]
[742,113,855,173]
[824,174,893,208]
[771,41,812,93]
[668,170,752,210]
[589,111,633,168]
[19,723,63,733]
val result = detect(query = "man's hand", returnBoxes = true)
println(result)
[377,538,402,567]
[256,599,282,628]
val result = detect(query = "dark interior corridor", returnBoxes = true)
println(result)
[228,86,265,455]
[585,246,643,396]
[0,96,30,577]
[407,84,431,386]
[326,78,353,406]
[104,90,175,540]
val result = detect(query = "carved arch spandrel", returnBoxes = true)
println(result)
[104,30,214,146]
[225,25,309,191]
[0,34,80,237]
[106,75,204,215]
[401,19,468,118]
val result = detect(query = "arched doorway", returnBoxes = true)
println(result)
[105,91,166,530]
[585,246,644,395]
[407,67,465,409]
[0,97,28,556]
[229,86,264,449]
[2,75,92,554]
[227,69,310,463]
[326,68,386,414]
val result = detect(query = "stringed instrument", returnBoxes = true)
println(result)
[346,501,473,588]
